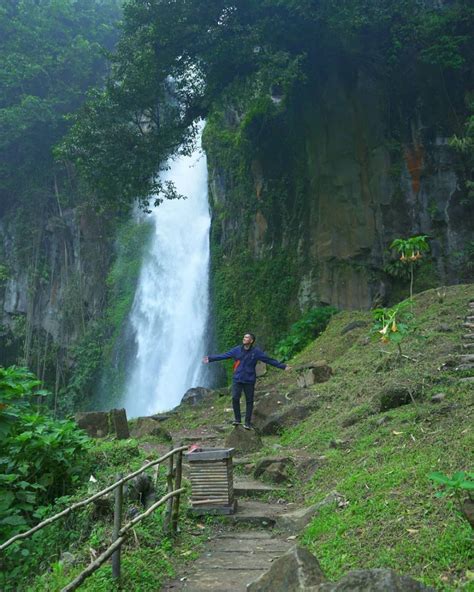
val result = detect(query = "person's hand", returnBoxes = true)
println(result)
[202,356,209,364]
[285,365,292,371]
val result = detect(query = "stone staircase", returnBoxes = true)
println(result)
[459,299,474,383]
[163,449,302,591]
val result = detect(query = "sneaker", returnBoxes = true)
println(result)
[243,424,252,430]
[232,420,241,426]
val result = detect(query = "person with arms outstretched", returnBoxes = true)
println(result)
[203,333,291,429]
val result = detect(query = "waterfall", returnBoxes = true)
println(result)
[123,129,210,417]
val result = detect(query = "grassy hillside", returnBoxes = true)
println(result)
[164,284,474,590]
[11,284,472,591]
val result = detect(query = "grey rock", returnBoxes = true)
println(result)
[295,457,323,482]
[246,545,326,592]
[341,320,368,335]
[329,438,350,449]
[75,411,110,438]
[75,408,130,439]
[462,498,474,529]
[260,401,320,436]
[59,552,76,567]
[379,386,416,412]
[430,393,446,404]
[254,457,294,484]
[318,568,435,591]
[296,361,333,387]
[437,323,452,333]
[127,473,155,508]
[180,386,213,406]
[253,390,292,428]
[224,425,263,455]
[129,417,172,441]
[109,408,130,439]
[277,491,346,532]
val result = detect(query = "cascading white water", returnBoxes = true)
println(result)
[123,129,210,417]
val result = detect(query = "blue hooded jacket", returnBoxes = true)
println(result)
[208,345,286,384]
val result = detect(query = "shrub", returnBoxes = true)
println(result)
[0,366,91,541]
[274,306,338,361]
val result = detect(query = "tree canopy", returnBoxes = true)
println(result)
[0,0,121,214]
[60,0,474,211]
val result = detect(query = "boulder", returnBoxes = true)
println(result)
[318,568,435,591]
[224,425,263,455]
[379,386,415,411]
[254,457,294,484]
[260,401,319,435]
[277,491,346,533]
[180,386,213,406]
[462,498,474,529]
[75,408,130,439]
[252,390,292,429]
[296,361,332,388]
[295,457,323,482]
[247,545,326,592]
[329,438,350,450]
[130,417,172,441]
[430,393,446,404]
[75,411,110,438]
[109,408,130,439]
[340,320,368,335]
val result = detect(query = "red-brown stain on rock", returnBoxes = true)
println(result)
[255,210,268,242]
[251,159,264,200]
[404,142,424,194]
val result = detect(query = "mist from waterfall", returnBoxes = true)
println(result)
[122,130,211,417]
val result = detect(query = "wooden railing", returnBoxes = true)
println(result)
[0,446,187,591]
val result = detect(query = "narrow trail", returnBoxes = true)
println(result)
[163,529,293,592]
[144,429,299,591]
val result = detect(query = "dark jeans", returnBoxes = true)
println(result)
[232,382,255,425]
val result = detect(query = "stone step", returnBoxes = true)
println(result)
[466,316,474,322]
[460,376,474,384]
[461,343,474,350]
[222,500,291,528]
[455,364,474,371]
[234,478,284,499]
[463,323,474,330]
[462,333,474,341]
[174,433,224,445]
[162,532,292,592]
[458,354,474,363]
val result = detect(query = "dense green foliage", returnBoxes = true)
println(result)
[274,306,338,361]
[0,0,121,213]
[0,366,91,542]
[63,0,474,208]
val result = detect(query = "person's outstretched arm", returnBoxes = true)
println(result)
[203,346,239,363]
[256,350,291,370]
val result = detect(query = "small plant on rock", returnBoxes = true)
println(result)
[389,235,430,301]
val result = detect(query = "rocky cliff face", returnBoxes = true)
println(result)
[205,68,473,349]
[0,203,112,390]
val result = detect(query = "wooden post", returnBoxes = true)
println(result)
[112,476,123,580]
[164,449,174,533]
[171,450,183,534]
